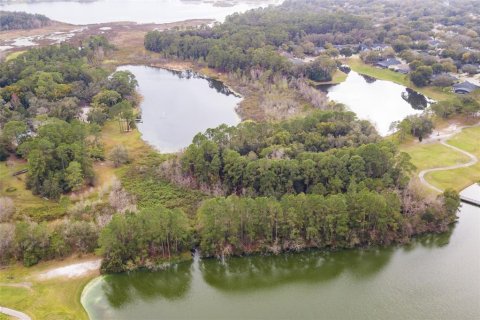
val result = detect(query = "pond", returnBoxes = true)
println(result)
[117,65,241,153]
[0,0,283,25]
[81,202,480,320]
[319,71,430,136]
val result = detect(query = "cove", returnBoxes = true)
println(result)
[0,0,283,25]
[117,65,241,153]
[319,71,430,136]
[82,202,480,320]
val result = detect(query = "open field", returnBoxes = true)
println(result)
[347,57,455,101]
[401,126,480,192]
[0,256,98,320]
[427,126,480,191]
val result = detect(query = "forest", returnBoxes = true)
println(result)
[97,112,460,272]
[0,11,51,31]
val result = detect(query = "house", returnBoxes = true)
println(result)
[391,64,410,74]
[453,81,480,94]
[376,58,401,68]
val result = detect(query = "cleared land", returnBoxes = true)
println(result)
[401,125,480,192]
[0,256,98,320]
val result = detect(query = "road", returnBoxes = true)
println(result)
[418,124,479,193]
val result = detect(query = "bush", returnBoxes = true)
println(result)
[0,197,15,222]
[109,145,130,167]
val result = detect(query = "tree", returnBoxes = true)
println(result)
[0,197,15,222]
[3,120,28,148]
[441,189,460,217]
[108,71,138,97]
[109,145,130,167]
[410,66,432,87]
[304,56,337,82]
[407,115,433,141]
[66,161,84,191]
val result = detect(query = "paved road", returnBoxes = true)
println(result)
[0,306,31,320]
[419,125,479,193]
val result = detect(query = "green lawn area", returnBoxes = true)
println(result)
[427,126,480,191]
[401,126,480,192]
[0,257,97,320]
[5,51,26,62]
[400,142,470,172]
[347,57,454,101]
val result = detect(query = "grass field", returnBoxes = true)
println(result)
[401,126,480,192]
[347,57,454,101]
[427,126,480,191]
[0,257,98,320]
[5,50,26,62]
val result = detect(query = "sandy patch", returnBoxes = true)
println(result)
[37,259,101,280]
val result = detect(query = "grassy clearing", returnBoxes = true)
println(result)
[0,159,68,221]
[427,126,480,191]
[400,142,470,172]
[401,126,480,192]
[0,256,98,320]
[347,57,454,101]
[5,50,26,61]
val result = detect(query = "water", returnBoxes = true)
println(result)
[0,0,282,25]
[82,202,480,320]
[319,71,429,136]
[117,65,241,153]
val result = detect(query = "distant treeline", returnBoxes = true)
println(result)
[0,11,51,31]
[143,8,365,81]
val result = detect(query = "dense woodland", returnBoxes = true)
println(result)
[97,112,460,271]
[0,11,51,31]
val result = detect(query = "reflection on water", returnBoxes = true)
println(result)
[200,248,394,292]
[402,88,429,110]
[101,261,193,308]
[82,204,480,320]
[319,71,429,135]
[360,73,377,83]
[117,65,241,153]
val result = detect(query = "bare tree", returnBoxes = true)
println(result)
[0,197,15,222]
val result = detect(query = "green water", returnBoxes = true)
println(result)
[82,203,480,319]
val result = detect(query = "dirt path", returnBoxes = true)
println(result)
[0,306,31,320]
[37,259,101,280]
[418,124,479,193]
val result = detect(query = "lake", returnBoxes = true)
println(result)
[319,71,430,136]
[0,0,282,25]
[82,201,480,320]
[117,65,241,153]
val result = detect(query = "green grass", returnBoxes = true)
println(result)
[427,126,480,191]
[347,57,454,101]
[5,51,26,62]
[401,142,470,172]
[400,126,480,192]
[0,257,97,320]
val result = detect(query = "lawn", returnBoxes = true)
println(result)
[347,57,454,101]
[427,126,480,191]
[5,50,26,62]
[401,126,480,192]
[0,257,98,320]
